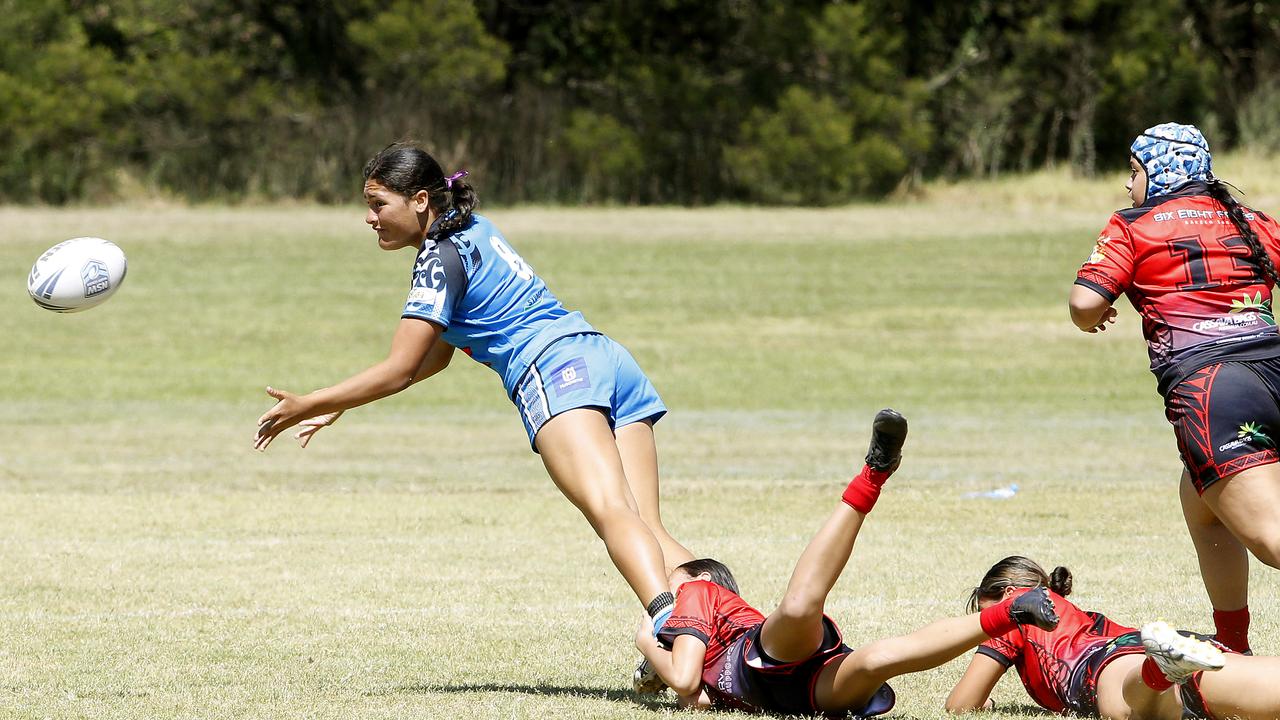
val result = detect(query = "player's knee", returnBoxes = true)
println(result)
[847,641,899,678]
[774,593,823,625]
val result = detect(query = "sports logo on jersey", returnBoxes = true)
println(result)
[1230,292,1276,325]
[405,251,448,317]
[1086,235,1110,265]
[550,357,590,396]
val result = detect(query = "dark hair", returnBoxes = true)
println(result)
[362,143,478,238]
[676,558,740,595]
[1204,178,1280,289]
[967,556,1072,613]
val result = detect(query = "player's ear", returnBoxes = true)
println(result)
[697,572,713,582]
[1003,586,1018,600]
[411,189,430,213]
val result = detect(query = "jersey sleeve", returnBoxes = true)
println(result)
[976,630,1022,669]
[1075,214,1135,302]
[657,580,716,647]
[402,240,468,326]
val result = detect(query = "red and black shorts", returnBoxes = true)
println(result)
[708,617,895,719]
[1164,358,1280,493]
[1060,633,1147,715]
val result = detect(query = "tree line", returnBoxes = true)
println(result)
[3,0,1278,205]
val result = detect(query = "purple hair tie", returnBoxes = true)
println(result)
[445,170,469,189]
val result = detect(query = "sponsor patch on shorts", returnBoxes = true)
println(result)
[550,357,590,396]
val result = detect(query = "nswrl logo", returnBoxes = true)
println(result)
[81,259,110,297]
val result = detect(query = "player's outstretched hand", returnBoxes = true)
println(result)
[1085,307,1118,333]
[294,411,343,448]
[255,386,315,452]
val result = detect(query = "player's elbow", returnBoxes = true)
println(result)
[1069,302,1102,331]
[944,691,987,714]
[1069,285,1111,330]
[381,359,419,394]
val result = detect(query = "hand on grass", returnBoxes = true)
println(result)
[294,411,343,448]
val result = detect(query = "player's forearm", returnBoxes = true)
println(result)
[308,360,416,414]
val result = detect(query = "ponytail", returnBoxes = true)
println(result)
[433,176,478,237]
[362,142,479,239]
[1205,178,1280,288]
[1048,566,1073,598]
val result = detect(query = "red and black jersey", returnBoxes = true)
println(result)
[1075,182,1280,395]
[978,592,1138,714]
[657,579,766,684]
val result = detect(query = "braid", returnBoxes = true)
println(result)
[1206,179,1280,288]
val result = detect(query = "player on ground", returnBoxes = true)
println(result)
[946,556,1280,719]
[254,143,693,638]
[635,410,1062,715]
[1070,122,1280,653]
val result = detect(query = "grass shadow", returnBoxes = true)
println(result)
[367,682,669,709]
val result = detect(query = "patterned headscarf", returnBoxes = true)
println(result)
[1129,122,1213,200]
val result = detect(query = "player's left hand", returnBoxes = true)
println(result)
[1086,307,1118,333]
[255,386,316,451]
[294,411,343,448]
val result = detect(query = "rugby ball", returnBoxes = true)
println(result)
[27,237,128,312]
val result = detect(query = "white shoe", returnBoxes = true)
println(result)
[1141,621,1225,684]
[632,658,667,694]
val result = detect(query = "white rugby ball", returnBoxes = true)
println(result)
[27,237,128,313]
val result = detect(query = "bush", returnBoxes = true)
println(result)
[725,87,908,206]
[1239,80,1280,155]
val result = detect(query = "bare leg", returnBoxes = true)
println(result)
[1180,471,1250,609]
[1195,654,1280,718]
[614,420,694,573]
[536,408,670,606]
[816,613,995,711]
[1096,655,1181,720]
[759,503,868,663]
[1200,464,1280,569]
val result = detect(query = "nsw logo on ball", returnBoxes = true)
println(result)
[81,260,111,297]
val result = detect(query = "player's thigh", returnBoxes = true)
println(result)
[536,407,638,516]
[1191,654,1280,717]
[811,651,886,715]
[1201,463,1280,564]
[1165,361,1280,495]
[614,420,661,517]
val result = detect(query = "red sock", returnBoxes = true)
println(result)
[978,594,1018,637]
[1140,657,1174,691]
[842,465,893,514]
[1212,606,1251,654]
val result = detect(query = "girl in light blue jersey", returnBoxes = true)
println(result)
[255,143,693,637]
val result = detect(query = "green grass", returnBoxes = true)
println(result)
[3,157,1280,719]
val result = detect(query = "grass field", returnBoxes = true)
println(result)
[4,159,1280,719]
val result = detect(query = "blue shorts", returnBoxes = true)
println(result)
[512,333,667,451]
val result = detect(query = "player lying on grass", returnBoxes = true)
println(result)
[255,143,693,642]
[1071,122,1280,653]
[633,410,1061,715]
[946,556,1280,719]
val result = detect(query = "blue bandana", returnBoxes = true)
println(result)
[1129,122,1212,200]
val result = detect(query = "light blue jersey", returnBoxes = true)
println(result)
[401,213,596,396]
